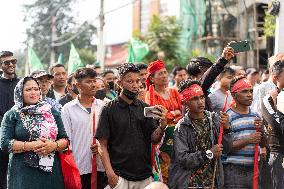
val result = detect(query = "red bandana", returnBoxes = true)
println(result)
[231,78,252,93]
[180,84,204,102]
[145,60,165,90]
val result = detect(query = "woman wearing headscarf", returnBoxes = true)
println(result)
[1,77,68,189]
[145,60,182,183]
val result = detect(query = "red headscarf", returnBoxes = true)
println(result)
[231,78,252,93]
[180,84,204,102]
[145,60,165,91]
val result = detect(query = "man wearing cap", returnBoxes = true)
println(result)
[96,63,168,189]
[169,79,231,189]
[0,51,20,188]
[30,70,62,112]
[223,76,266,188]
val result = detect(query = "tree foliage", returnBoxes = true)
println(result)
[264,12,276,37]
[24,0,97,68]
[141,15,184,70]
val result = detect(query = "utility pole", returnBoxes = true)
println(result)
[253,1,259,69]
[50,15,57,66]
[275,1,284,54]
[98,0,105,71]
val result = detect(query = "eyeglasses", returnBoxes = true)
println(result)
[2,59,17,66]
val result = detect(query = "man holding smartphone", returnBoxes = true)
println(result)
[96,63,168,189]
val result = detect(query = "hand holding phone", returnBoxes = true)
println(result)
[144,106,162,119]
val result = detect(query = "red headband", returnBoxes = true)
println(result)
[231,78,252,93]
[145,60,165,90]
[180,84,204,102]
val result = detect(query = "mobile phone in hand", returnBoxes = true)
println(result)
[144,106,162,119]
[229,40,250,53]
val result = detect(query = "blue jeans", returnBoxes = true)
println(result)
[223,163,254,189]
[269,153,284,189]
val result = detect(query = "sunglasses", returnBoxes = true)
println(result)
[2,59,17,66]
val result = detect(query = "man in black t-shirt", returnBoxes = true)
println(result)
[96,63,168,189]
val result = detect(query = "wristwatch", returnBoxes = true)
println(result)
[206,150,214,160]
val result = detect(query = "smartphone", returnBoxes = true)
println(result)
[144,106,161,119]
[229,40,250,53]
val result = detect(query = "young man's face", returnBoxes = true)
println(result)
[36,75,51,97]
[219,73,234,90]
[183,94,205,114]
[119,72,140,95]
[247,73,259,86]
[174,69,188,85]
[232,87,253,106]
[76,77,97,97]
[139,68,147,84]
[52,67,67,87]
[1,56,17,75]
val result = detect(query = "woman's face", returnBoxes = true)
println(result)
[23,80,41,106]
[151,68,169,86]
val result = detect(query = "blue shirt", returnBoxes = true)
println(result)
[223,108,259,166]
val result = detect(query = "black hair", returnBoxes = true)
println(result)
[0,51,13,62]
[23,77,40,89]
[219,67,235,78]
[102,70,114,77]
[229,76,247,92]
[94,65,101,69]
[186,57,213,77]
[136,63,148,71]
[49,64,65,75]
[271,60,284,77]
[74,68,97,82]
[178,79,201,93]
[67,73,75,85]
[263,69,269,75]
[172,66,187,77]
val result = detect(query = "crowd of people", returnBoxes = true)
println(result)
[0,44,284,189]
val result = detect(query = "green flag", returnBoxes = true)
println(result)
[68,43,84,74]
[57,53,63,64]
[28,47,44,73]
[126,38,149,63]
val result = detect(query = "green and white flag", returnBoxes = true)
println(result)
[28,47,44,73]
[126,38,149,63]
[57,53,63,64]
[68,43,84,74]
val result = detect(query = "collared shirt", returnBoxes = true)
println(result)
[251,80,276,116]
[53,89,64,101]
[61,98,105,174]
[95,97,159,181]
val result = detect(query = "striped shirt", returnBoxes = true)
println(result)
[61,98,105,175]
[223,108,259,166]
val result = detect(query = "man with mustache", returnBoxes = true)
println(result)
[47,64,67,101]
[223,76,266,188]
[0,51,20,188]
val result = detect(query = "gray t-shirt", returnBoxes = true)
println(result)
[209,89,233,113]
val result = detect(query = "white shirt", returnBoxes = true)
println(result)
[53,89,64,101]
[251,80,276,116]
[61,98,105,174]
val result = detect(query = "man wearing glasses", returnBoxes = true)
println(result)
[0,51,20,189]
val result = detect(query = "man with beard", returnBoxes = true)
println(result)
[102,70,117,100]
[223,76,266,188]
[96,63,168,189]
[169,79,232,189]
[47,64,67,101]
[0,51,20,188]
[61,68,106,189]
